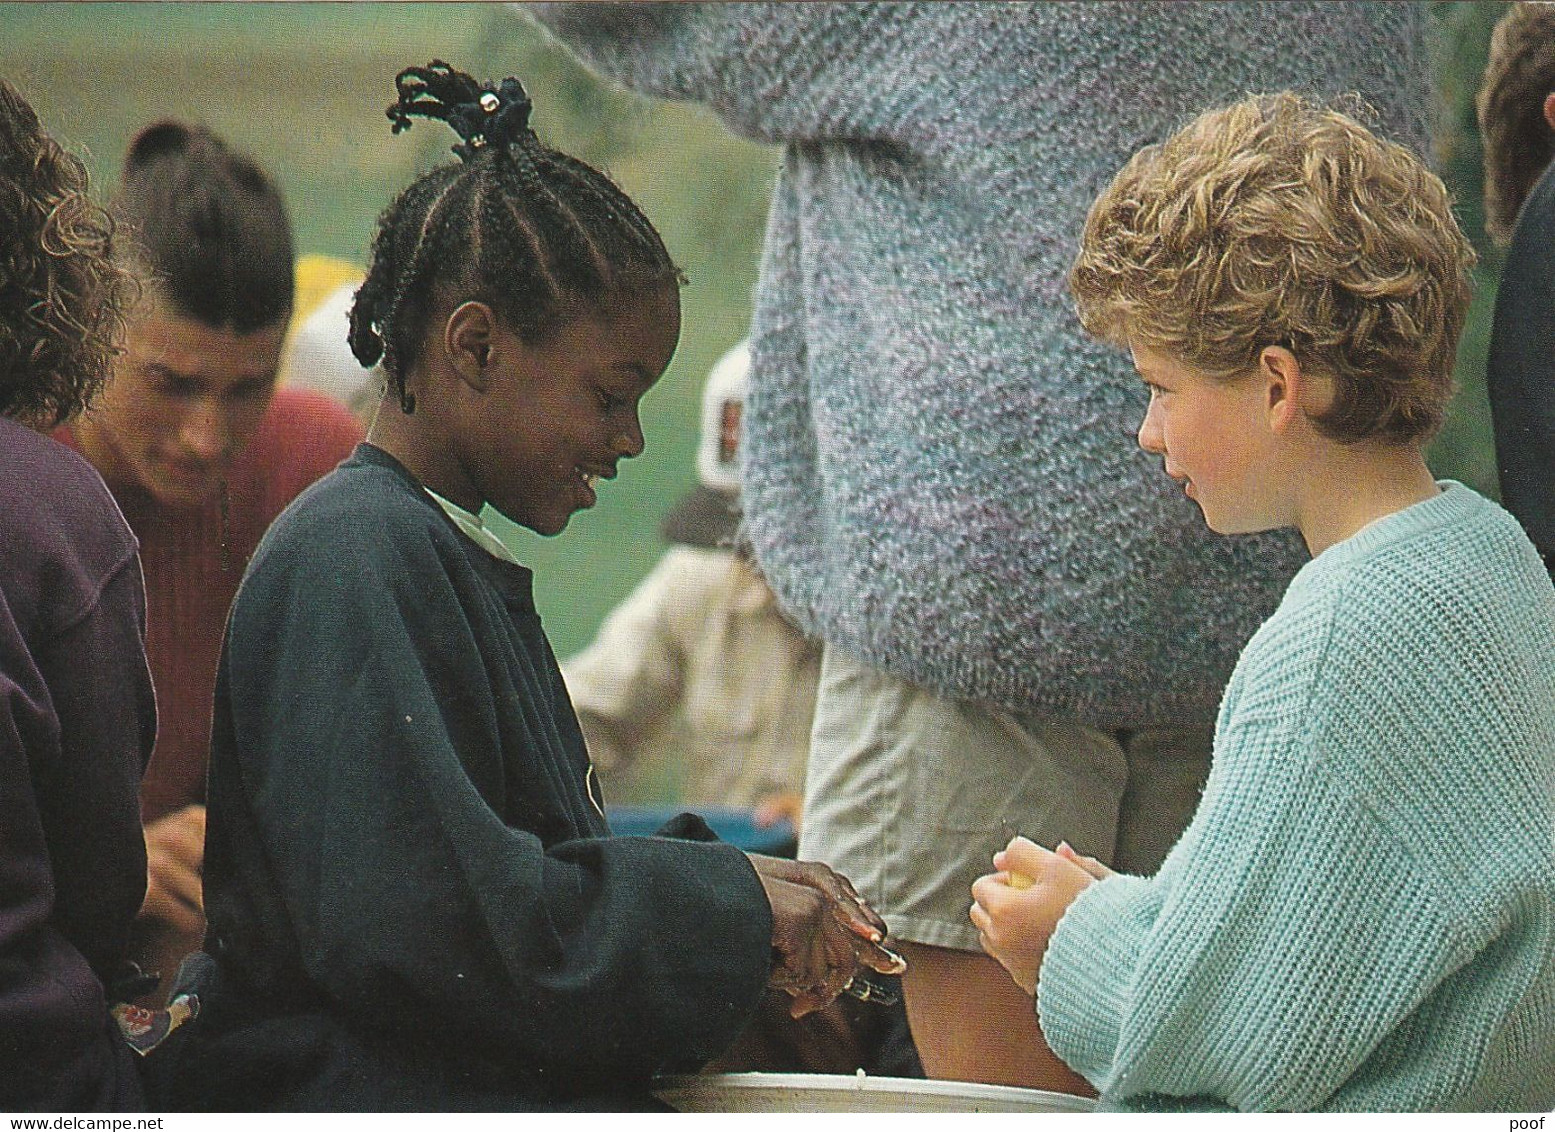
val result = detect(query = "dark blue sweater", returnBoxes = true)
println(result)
[1488,160,1555,579]
[153,445,771,1110]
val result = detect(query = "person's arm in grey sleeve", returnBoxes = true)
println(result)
[524,1,943,147]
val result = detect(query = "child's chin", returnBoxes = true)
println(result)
[1197,503,1237,535]
[1205,511,1280,538]
[534,513,572,537]
[495,505,570,538]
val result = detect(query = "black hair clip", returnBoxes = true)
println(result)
[387,61,535,162]
[448,77,533,160]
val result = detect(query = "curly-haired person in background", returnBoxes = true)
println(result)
[1479,2,1555,581]
[973,92,1555,1112]
[54,122,364,1008]
[0,78,157,1111]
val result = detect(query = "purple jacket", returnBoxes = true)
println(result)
[0,417,155,1110]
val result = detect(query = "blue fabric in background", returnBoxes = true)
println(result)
[608,805,798,857]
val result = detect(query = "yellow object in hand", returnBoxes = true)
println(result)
[1007,871,1034,889]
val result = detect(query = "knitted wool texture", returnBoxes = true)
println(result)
[529,1,1432,725]
[1038,484,1555,1112]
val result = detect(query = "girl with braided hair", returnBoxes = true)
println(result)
[0,78,156,1110]
[146,62,902,1111]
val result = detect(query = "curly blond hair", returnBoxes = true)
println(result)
[1070,92,1475,445]
[1477,3,1555,247]
[0,79,135,427]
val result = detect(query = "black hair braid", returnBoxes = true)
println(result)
[389,61,481,134]
[352,61,682,413]
[499,153,611,300]
[552,150,657,242]
[382,174,472,413]
[390,60,536,161]
[551,151,671,283]
[350,163,462,410]
[474,175,563,315]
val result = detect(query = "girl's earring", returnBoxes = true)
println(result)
[398,385,417,415]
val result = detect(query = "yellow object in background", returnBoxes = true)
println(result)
[292,253,363,325]
[281,254,380,419]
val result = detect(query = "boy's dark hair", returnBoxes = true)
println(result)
[1478,3,1555,246]
[349,61,683,413]
[114,120,294,332]
[0,79,136,427]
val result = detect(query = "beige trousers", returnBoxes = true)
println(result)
[800,646,1213,951]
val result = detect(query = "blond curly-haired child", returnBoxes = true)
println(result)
[973,92,1555,1112]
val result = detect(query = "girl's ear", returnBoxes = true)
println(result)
[445,301,496,392]
[1259,345,1308,436]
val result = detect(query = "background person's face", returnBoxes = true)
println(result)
[79,298,286,508]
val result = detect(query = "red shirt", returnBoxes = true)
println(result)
[57,388,363,822]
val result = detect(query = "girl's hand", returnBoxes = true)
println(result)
[1055,839,1114,882]
[748,855,906,1017]
[969,836,1097,995]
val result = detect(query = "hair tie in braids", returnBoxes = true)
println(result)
[388,60,535,162]
[351,57,681,418]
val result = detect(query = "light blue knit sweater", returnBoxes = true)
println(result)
[527,2,1431,726]
[1038,484,1555,1112]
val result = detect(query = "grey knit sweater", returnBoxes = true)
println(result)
[528,2,1433,726]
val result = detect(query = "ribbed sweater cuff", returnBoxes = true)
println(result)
[1037,873,1155,1087]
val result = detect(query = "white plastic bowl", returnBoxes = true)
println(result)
[653,1071,1098,1113]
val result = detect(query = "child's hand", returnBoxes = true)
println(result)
[141,803,207,934]
[1054,839,1114,882]
[749,854,905,1017]
[969,836,1097,995]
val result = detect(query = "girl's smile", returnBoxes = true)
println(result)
[373,286,682,540]
[483,287,679,535]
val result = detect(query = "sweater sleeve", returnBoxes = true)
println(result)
[525,2,957,149]
[0,439,154,1107]
[1036,703,1461,1111]
[212,506,771,1092]
[31,548,156,975]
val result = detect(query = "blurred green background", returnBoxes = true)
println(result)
[0,1,1513,659]
[0,1,778,660]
